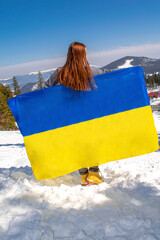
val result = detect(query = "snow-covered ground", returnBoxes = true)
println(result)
[150,98,160,106]
[0,112,160,240]
[147,86,160,94]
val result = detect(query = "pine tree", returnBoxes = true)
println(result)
[144,76,148,86]
[0,83,16,130]
[152,76,156,87]
[13,76,22,95]
[37,71,44,89]
[158,74,160,85]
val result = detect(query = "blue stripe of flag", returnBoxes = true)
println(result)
[8,66,150,137]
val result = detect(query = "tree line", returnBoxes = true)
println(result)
[0,72,44,130]
[145,73,160,87]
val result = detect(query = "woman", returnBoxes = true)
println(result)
[42,42,106,186]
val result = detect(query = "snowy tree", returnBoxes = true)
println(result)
[37,71,44,89]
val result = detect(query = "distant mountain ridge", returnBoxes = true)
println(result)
[1,56,160,93]
[0,69,56,91]
[102,56,160,74]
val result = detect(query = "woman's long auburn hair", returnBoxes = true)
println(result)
[57,42,96,91]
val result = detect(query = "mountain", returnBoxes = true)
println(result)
[1,57,160,94]
[0,68,56,92]
[102,56,160,74]
[21,82,38,93]
[0,66,107,93]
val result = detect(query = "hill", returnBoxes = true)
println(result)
[102,56,160,74]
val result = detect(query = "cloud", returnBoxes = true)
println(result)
[0,57,66,80]
[87,43,160,66]
[1,44,160,79]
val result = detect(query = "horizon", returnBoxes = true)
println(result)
[1,50,160,80]
[1,45,160,79]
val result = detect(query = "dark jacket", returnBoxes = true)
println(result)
[42,67,108,89]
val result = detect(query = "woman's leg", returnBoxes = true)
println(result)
[79,168,89,186]
[78,166,99,175]
[87,166,103,184]
[89,166,99,172]
[78,168,88,175]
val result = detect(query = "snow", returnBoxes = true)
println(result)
[28,68,57,75]
[90,64,101,68]
[147,86,160,93]
[0,77,10,81]
[118,59,134,69]
[31,83,39,91]
[0,112,160,239]
[150,98,160,106]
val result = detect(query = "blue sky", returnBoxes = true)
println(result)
[1,0,160,78]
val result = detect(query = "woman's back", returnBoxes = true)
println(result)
[42,66,108,89]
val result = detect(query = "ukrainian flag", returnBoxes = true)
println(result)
[8,66,159,180]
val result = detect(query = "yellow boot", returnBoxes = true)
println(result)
[81,173,89,186]
[87,171,103,184]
